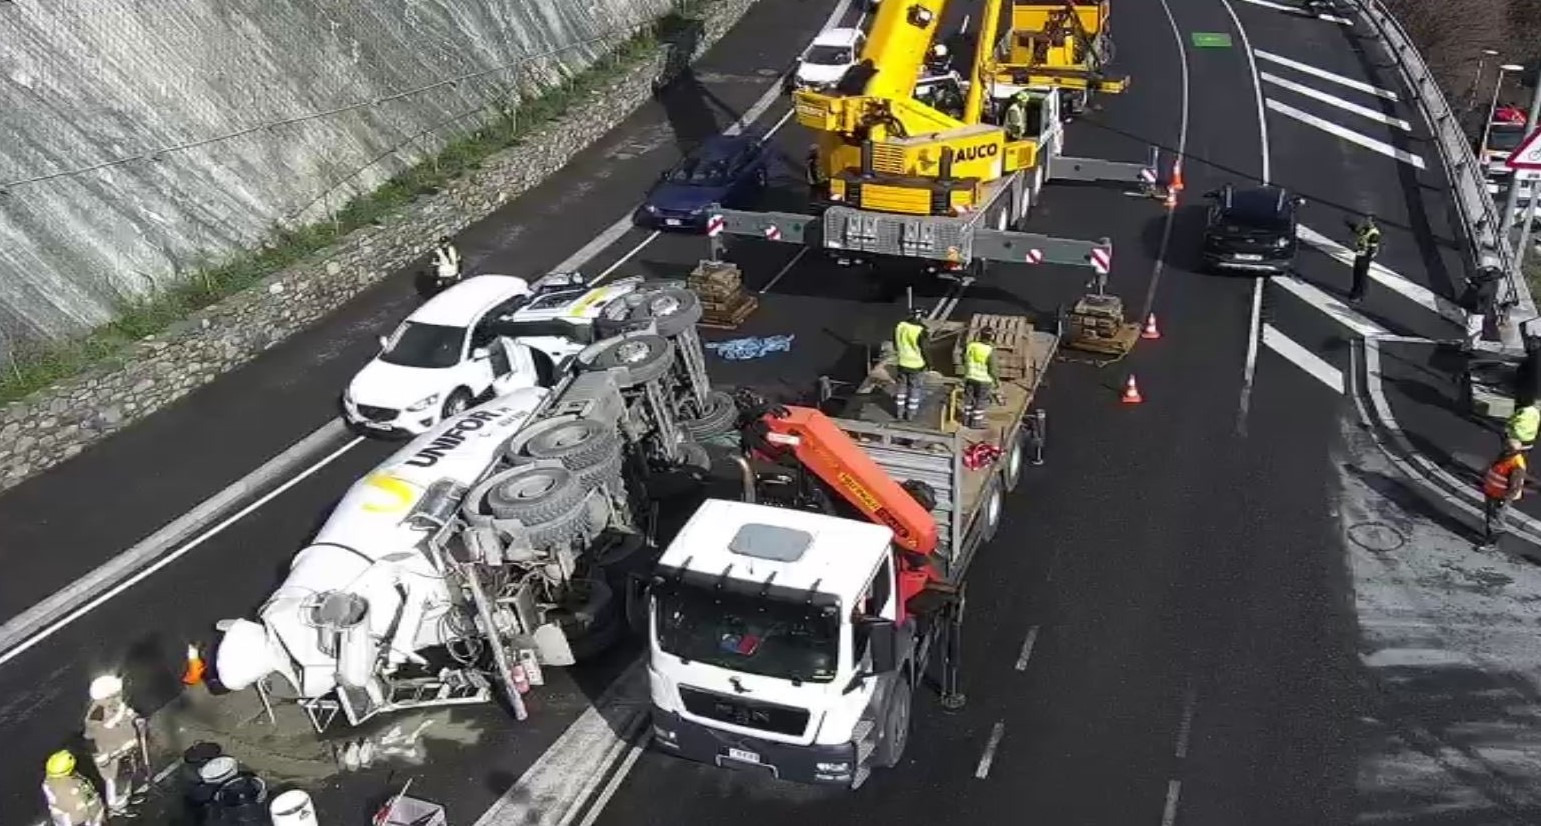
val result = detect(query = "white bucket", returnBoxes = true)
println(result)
[269,789,320,826]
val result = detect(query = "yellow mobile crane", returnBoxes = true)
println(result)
[705,0,1167,275]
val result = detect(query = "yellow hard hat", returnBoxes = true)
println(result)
[45,750,76,777]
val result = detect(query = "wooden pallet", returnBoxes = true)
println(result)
[688,259,743,298]
[1063,293,1137,358]
[699,295,759,329]
[950,313,1037,380]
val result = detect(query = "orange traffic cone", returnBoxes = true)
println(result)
[1121,375,1144,404]
[1165,159,1184,209]
[181,644,206,686]
[1141,313,1162,340]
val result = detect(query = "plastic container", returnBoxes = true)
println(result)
[270,789,320,826]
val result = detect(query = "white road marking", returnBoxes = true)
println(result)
[1274,275,1390,337]
[760,247,809,293]
[1216,0,1271,437]
[1013,625,1041,671]
[1140,0,1192,328]
[1295,224,1465,324]
[1173,683,1197,759]
[1266,99,1425,169]
[1262,323,1345,393]
[575,733,651,826]
[594,231,662,282]
[974,721,1006,779]
[1253,49,1400,100]
[1260,72,1410,130]
[1161,779,1183,826]
[1237,0,1351,24]
[0,434,365,669]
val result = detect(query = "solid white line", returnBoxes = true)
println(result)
[1237,0,1350,24]
[1274,275,1389,337]
[974,721,1006,779]
[1266,99,1426,169]
[1013,625,1040,671]
[1141,0,1192,327]
[760,247,809,293]
[1260,72,1410,130]
[1262,323,1344,393]
[575,734,651,826]
[1173,685,1197,759]
[1253,49,1400,100]
[1295,224,1465,324]
[593,230,662,282]
[0,435,365,669]
[1161,779,1183,826]
[1217,0,1271,437]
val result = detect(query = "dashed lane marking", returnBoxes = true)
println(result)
[1265,98,1426,169]
[1273,275,1390,338]
[974,722,1006,779]
[1237,0,1351,25]
[1253,49,1400,100]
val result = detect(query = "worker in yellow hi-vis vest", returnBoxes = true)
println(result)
[1507,401,1539,453]
[893,308,929,421]
[962,328,997,429]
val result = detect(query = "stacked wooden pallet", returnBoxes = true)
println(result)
[688,259,759,329]
[951,313,1037,380]
[1064,293,1137,357]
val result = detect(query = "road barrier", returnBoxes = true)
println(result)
[1350,0,1539,340]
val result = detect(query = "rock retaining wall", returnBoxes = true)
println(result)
[0,0,760,493]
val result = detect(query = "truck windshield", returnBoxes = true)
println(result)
[654,583,839,684]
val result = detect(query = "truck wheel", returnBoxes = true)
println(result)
[982,483,1002,543]
[521,417,621,471]
[874,678,913,768]
[581,334,675,387]
[630,287,703,338]
[442,388,473,420]
[679,390,737,440]
[482,465,584,525]
[1003,434,1024,492]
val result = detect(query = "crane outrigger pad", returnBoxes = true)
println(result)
[706,204,1111,270]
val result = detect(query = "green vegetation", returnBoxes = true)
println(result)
[0,0,711,405]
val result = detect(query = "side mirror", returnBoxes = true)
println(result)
[1293,196,1307,206]
[377,335,390,351]
[471,346,491,360]
[864,617,899,674]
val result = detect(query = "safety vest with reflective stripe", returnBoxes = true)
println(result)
[965,341,994,384]
[433,246,461,274]
[1508,405,1539,447]
[895,321,926,369]
[1484,453,1526,500]
[1355,225,1381,256]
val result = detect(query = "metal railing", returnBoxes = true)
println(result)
[1350,0,1538,339]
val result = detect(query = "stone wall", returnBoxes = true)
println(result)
[0,0,760,493]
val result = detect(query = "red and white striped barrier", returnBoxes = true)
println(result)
[1139,167,1157,186]
[706,214,725,237]
[1091,247,1112,275]
[1025,248,1044,264]
[763,225,782,241]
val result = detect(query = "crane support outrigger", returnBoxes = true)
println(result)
[706,0,1166,272]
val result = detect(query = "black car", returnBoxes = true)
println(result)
[1201,184,1305,275]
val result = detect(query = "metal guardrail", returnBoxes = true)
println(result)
[1350,0,1538,342]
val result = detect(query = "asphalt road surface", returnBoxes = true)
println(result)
[0,0,1513,824]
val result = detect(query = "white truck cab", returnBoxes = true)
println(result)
[647,499,912,788]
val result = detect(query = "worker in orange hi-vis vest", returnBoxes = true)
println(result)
[1479,443,1528,550]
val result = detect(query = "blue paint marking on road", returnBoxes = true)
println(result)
[704,335,795,360]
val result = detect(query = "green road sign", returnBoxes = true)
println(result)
[1191,32,1233,48]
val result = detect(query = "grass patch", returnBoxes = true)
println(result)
[0,0,711,406]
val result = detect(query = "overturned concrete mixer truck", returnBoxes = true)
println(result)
[213,279,739,729]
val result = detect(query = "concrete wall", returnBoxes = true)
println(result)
[0,0,676,347]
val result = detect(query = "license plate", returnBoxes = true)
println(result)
[1234,253,1263,261]
[727,747,760,764]
[665,218,682,226]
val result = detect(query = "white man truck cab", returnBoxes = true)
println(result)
[648,499,911,788]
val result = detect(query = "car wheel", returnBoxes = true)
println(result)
[442,388,473,420]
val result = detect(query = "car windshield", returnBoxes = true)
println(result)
[1490,126,1526,151]
[654,581,839,684]
[667,157,734,186]
[379,322,465,369]
[1221,191,1292,232]
[804,45,852,66]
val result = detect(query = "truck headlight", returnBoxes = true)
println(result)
[406,393,439,412]
[1275,237,1289,248]
[652,725,678,744]
[816,761,849,771]
[645,204,659,214]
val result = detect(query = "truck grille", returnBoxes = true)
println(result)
[870,143,906,175]
[356,404,398,422]
[679,686,810,736]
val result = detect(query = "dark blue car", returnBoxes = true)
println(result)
[636,135,770,231]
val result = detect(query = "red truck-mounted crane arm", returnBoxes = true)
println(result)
[750,405,940,556]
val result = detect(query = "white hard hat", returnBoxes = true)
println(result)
[89,674,124,700]
[933,44,948,57]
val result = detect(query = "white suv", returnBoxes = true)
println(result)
[791,27,865,91]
